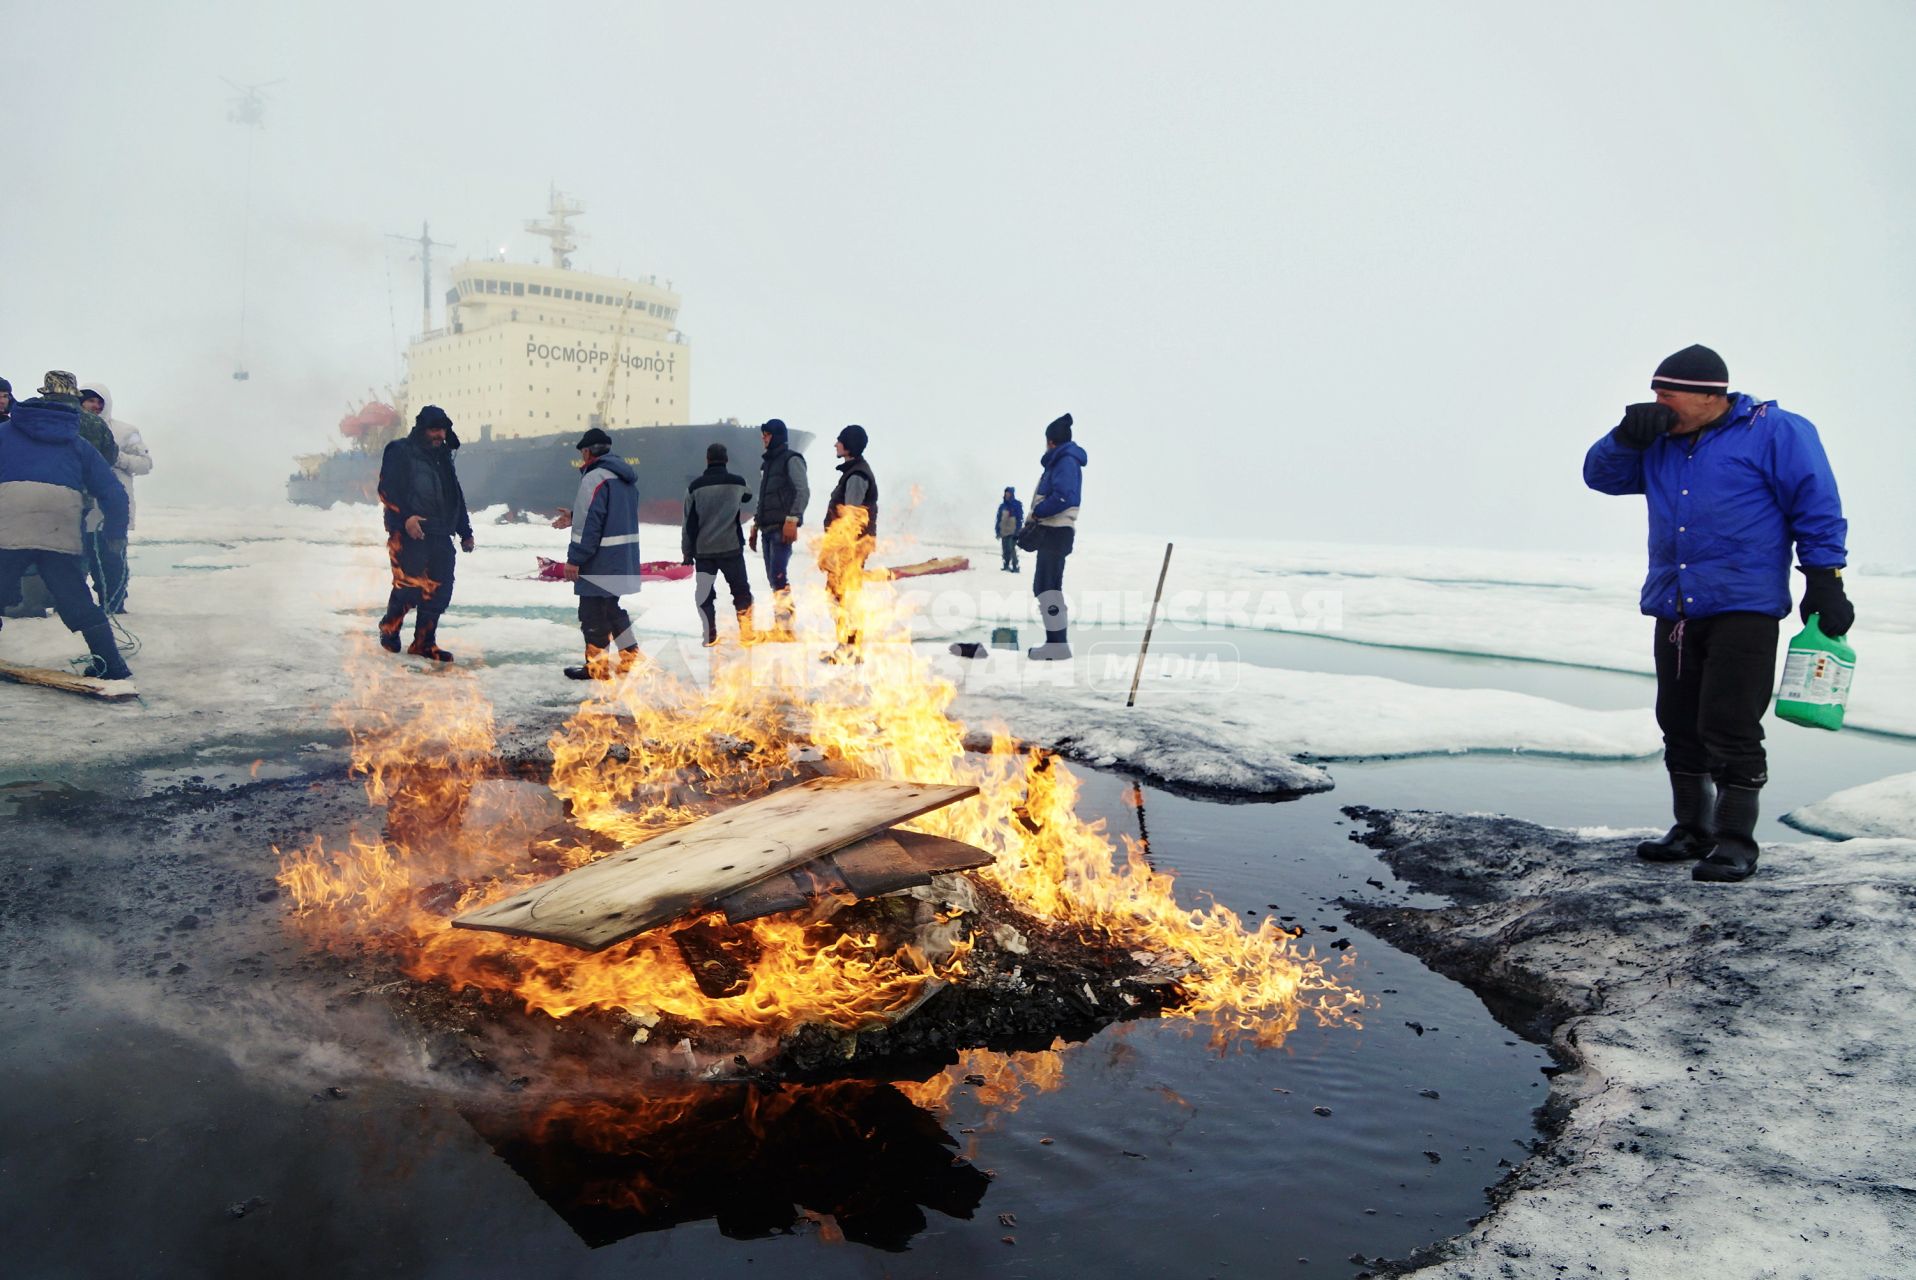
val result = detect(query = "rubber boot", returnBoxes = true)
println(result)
[615,646,641,675]
[1694,784,1761,882]
[565,644,610,681]
[79,623,133,680]
[377,612,404,653]
[737,606,757,646]
[1027,629,1072,661]
[1637,772,1715,862]
[700,615,720,648]
[407,615,453,662]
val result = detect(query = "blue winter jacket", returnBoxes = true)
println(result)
[0,397,129,553]
[567,453,642,598]
[1583,394,1846,620]
[1031,442,1087,524]
[994,494,1023,537]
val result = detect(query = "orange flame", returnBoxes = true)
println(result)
[279,556,1362,1053]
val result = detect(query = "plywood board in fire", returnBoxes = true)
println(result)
[451,777,980,951]
[717,828,996,924]
[889,828,998,875]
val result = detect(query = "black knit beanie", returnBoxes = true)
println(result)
[416,404,453,431]
[761,418,788,446]
[1651,345,1729,395]
[837,424,868,456]
[1045,412,1073,444]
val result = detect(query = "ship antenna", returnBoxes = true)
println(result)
[387,221,455,337]
[222,76,282,382]
[525,184,586,269]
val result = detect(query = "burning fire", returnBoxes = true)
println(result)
[279,532,1362,1052]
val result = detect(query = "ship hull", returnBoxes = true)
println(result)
[287,423,810,524]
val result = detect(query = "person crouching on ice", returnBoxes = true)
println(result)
[1583,344,1851,883]
[0,371,135,679]
[377,405,473,661]
[555,427,642,680]
[681,442,755,648]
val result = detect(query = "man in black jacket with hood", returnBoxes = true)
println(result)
[820,424,877,659]
[376,405,473,661]
[749,418,809,640]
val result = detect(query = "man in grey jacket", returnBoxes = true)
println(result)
[681,443,756,647]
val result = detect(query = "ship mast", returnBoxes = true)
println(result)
[525,185,585,269]
[387,221,454,336]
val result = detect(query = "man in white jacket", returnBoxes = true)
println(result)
[82,383,151,613]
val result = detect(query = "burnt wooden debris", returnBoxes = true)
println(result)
[452,777,983,951]
[716,828,995,925]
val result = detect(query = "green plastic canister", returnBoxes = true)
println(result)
[1774,614,1856,731]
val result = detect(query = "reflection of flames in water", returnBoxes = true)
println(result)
[279,518,1363,1045]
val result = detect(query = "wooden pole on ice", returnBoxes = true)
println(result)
[1126,542,1174,708]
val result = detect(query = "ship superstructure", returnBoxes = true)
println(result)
[288,191,805,519]
[411,190,690,441]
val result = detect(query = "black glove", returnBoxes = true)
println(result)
[1798,567,1854,637]
[1611,402,1677,450]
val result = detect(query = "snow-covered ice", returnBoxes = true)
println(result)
[1784,770,1916,840]
[2,503,1689,793]
[1350,809,1916,1279]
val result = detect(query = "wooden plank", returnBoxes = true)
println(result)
[891,828,997,874]
[881,555,970,580]
[717,829,995,925]
[829,832,934,897]
[671,919,763,998]
[716,858,851,924]
[451,777,979,951]
[0,659,139,701]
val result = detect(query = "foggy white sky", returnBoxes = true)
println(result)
[5,1,1913,560]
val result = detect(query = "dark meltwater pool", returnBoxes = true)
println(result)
[0,760,1550,1280]
[16,622,1902,1278]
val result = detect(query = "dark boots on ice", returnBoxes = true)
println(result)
[1693,784,1762,882]
[1637,772,1715,862]
[407,615,453,663]
[565,644,610,681]
[79,623,132,681]
[565,644,640,680]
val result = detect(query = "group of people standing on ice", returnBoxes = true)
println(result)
[0,370,155,681]
[371,406,1091,677]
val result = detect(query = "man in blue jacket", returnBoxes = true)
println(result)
[0,370,135,679]
[1584,345,1851,882]
[994,486,1023,572]
[1028,413,1085,660]
[557,427,642,679]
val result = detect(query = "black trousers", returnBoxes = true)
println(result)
[381,533,456,633]
[1031,525,1074,635]
[1000,534,1019,569]
[694,552,754,639]
[1652,612,1779,789]
[0,548,109,634]
[578,595,635,650]
[87,532,128,613]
